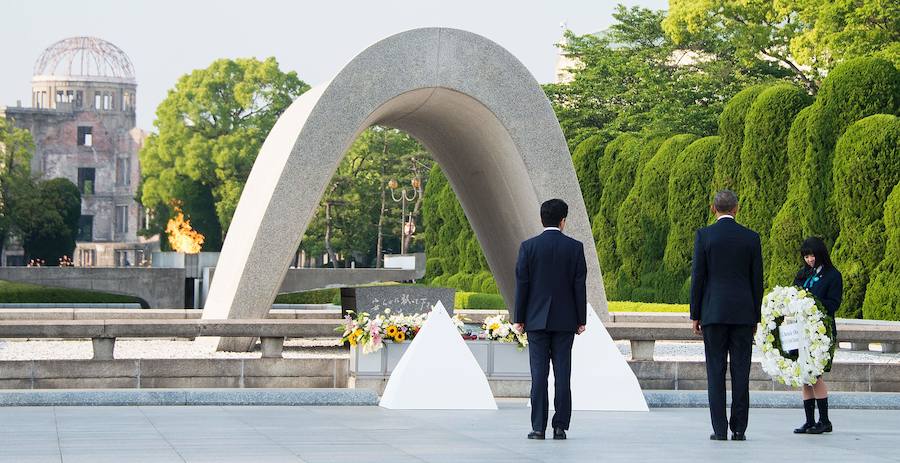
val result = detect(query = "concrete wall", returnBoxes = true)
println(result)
[0,358,348,389]
[354,360,900,397]
[0,267,185,309]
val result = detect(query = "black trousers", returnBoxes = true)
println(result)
[702,323,754,436]
[528,330,576,432]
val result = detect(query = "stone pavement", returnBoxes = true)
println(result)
[1,402,898,462]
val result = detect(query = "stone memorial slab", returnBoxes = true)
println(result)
[341,286,455,316]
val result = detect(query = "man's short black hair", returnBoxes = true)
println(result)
[541,199,568,227]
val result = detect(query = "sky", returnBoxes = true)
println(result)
[1,0,667,130]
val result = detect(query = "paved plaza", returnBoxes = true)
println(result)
[1,402,898,463]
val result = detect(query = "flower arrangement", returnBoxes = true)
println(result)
[339,309,467,354]
[481,314,528,350]
[755,286,835,387]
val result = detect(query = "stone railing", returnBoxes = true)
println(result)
[0,319,341,360]
[607,321,900,360]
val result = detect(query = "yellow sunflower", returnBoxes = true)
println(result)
[394,331,406,343]
[386,325,399,337]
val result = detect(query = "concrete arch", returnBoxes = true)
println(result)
[203,28,608,351]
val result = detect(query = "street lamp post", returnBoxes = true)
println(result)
[388,178,420,255]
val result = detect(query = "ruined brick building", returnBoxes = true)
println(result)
[0,37,159,266]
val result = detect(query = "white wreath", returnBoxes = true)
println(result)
[755,286,833,387]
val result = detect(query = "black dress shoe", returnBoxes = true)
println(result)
[528,431,545,440]
[794,422,814,434]
[731,432,746,441]
[709,434,727,441]
[806,421,832,434]
[553,428,567,440]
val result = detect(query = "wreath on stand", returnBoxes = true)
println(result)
[755,286,836,387]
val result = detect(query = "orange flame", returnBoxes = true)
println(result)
[166,208,204,254]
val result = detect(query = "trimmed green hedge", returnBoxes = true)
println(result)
[608,301,689,313]
[803,57,900,244]
[768,106,815,288]
[0,280,140,304]
[274,288,341,305]
[713,84,770,195]
[453,295,690,313]
[739,84,812,253]
[593,134,643,299]
[572,134,607,219]
[663,136,721,303]
[455,292,506,310]
[831,114,900,318]
[862,181,900,321]
[616,134,697,301]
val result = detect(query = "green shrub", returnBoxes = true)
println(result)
[663,136,721,303]
[593,134,643,299]
[455,291,506,310]
[831,114,900,318]
[768,106,815,288]
[422,165,490,283]
[275,288,340,304]
[615,134,697,301]
[572,134,607,219]
[474,271,499,294]
[803,57,900,244]
[713,84,770,195]
[739,84,812,253]
[862,181,900,321]
[424,258,444,281]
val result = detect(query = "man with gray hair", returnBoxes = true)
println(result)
[690,190,763,441]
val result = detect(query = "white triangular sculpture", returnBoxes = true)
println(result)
[545,304,648,411]
[379,301,497,410]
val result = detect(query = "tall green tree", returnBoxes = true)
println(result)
[547,4,786,149]
[712,84,770,196]
[664,136,721,302]
[593,134,643,299]
[301,127,429,268]
[862,181,900,321]
[616,134,698,301]
[571,134,607,220]
[12,178,81,265]
[831,114,900,318]
[791,0,900,72]
[767,106,814,287]
[738,84,812,252]
[664,0,899,93]
[139,57,309,251]
[0,117,34,256]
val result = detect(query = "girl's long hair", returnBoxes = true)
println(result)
[796,236,834,281]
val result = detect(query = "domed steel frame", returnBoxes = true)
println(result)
[33,36,135,82]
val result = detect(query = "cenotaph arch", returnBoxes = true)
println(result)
[203,28,610,352]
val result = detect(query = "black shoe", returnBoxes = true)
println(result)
[710,433,727,441]
[553,428,567,440]
[528,431,545,440]
[806,421,832,434]
[794,422,815,434]
[731,432,746,441]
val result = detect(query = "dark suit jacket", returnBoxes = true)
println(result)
[690,217,763,326]
[514,229,587,332]
[794,266,843,317]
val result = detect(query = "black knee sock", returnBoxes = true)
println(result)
[803,398,816,425]
[816,397,829,423]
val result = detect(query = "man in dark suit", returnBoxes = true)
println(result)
[691,190,763,441]
[513,199,587,441]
